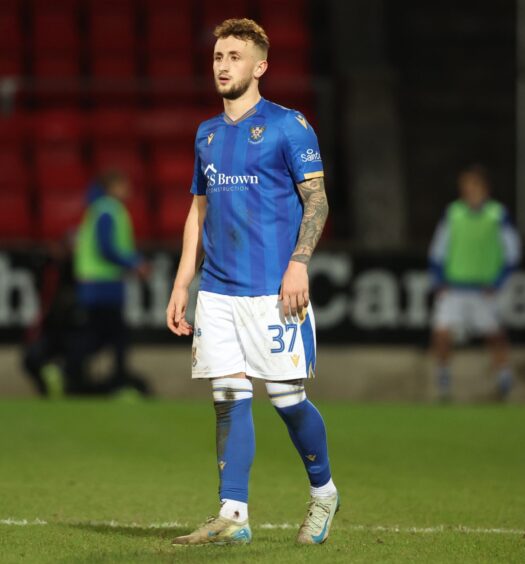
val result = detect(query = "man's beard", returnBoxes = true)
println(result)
[216,76,252,100]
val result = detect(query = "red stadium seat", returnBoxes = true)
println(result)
[32,0,80,11]
[155,189,192,239]
[0,153,30,193]
[147,55,193,78]
[146,11,192,52]
[89,9,135,53]
[138,109,209,142]
[0,114,26,147]
[34,12,80,52]
[35,154,89,195]
[0,53,23,76]
[0,192,32,239]
[38,191,86,240]
[91,55,137,78]
[200,0,249,29]
[92,145,146,190]
[34,54,80,78]
[127,192,152,240]
[0,12,22,51]
[87,108,137,140]
[147,55,195,104]
[32,110,84,145]
[150,149,194,189]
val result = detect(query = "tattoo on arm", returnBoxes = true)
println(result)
[291,176,329,265]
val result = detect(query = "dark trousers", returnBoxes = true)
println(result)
[66,305,129,393]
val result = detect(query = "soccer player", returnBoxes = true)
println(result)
[429,164,521,400]
[166,18,338,545]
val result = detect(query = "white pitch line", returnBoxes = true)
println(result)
[0,519,523,536]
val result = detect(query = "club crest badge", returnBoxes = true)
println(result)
[249,125,266,144]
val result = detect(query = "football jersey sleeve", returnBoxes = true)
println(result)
[282,111,324,183]
[190,132,207,195]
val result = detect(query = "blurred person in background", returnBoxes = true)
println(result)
[71,169,151,396]
[429,164,522,401]
[22,238,79,397]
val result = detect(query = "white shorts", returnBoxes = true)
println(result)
[432,289,501,337]
[191,291,317,381]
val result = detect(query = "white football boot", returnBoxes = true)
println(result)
[172,515,252,546]
[296,493,340,544]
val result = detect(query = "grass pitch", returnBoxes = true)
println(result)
[0,399,524,563]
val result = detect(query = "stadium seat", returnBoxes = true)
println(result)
[150,149,194,189]
[91,55,137,78]
[0,153,30,193]
[0,53,23,77]
[34,12,80,53]
[155,189,192,239]
[0,12,22,51]
[92,145,146,190]
[127,192,152,240]
[38,191,86,240]
[32,110,84,145]
[88,108,137,140]
[146,55,195,105]
[200,0,249,28]
[0,114,26,147]
[147,55,193,79]
[138,109,209,142]
[0,192,32,239]
[35,153,90,195]
[34,54,80,78]
[89,9,135,53]
[146,10,192,52]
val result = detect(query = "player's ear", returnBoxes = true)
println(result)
[254,59,268,79]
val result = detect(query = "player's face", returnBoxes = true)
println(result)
[459,173,489,207]
[213,36,262,100]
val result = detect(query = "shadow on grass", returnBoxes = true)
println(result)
[67,523,189,539]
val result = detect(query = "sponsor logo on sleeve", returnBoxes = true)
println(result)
[301,148,322,163]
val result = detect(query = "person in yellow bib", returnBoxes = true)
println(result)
[429,164,521,400]
[71,169,150,395]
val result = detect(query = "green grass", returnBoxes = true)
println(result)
[0,400,524,563]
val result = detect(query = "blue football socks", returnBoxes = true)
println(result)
[212,378,255,504]
[267,381,332,488]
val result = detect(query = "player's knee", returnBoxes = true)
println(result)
[212,377,253,403]
[266,379,306,409]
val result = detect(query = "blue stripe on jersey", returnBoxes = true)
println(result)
[258,118,285,292]
[244,120,265,292]
[220,125,239,287]
[230,127,252,291]
[202,127,227,294]
[300,313,316,378]
[194,98,324,296]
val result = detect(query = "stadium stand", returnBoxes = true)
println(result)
[0,0,314,243]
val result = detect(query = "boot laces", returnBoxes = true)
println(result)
[301,499,331,533]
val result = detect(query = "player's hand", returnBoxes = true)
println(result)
[135,261,152,280]
[279,261,309,319]
[166,285,193,336]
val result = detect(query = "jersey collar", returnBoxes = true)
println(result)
[223,97,265,126]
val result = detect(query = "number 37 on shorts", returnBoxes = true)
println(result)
[191,292,317,381]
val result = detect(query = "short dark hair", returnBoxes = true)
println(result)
[98,169,128,192]
[214,18,270,56]
[460,163,490,186]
